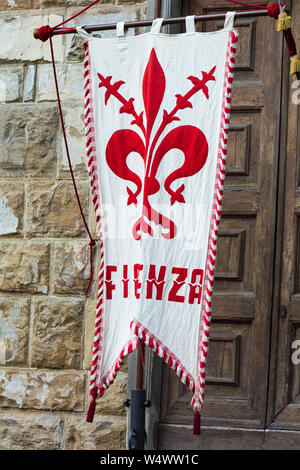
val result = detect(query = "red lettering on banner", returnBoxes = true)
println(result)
[134,264,143,299]
[168,267,188,303]
[105,265,117,299]
[188,269,204,304]
[146,264,166,300]
[105,264,204,304]
[122,265,129,298]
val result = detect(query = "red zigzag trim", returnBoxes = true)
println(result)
[192,30,239,411]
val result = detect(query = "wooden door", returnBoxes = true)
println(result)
[264,0,300,449]
[155,0,285,449]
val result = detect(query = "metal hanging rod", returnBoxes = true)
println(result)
[34,9,269,38]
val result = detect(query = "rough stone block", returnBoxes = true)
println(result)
[0,241,49,294]
[0,182,24,236]
[0,13,63,63]
[53,241,91,294]
[63,3,139,55]
[0,66,23,102]
[31,297,84,369]
[24,65,36,102]
[0,0,32,10]
[64,413,126,450]
[58,105,88,178]
[0,297,30,366]
[0,104,58,177]
[65,35,85,63]
[0,412,63,450]
[33,0,112,6]
[26,180,89,238]
[0,369,84,411]
[94,372,128,417]
[36,64,84,102]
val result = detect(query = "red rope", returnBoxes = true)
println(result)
[49,37,96,297]
[54,0,100,29]
[225,3,298,60]
[224,0,266,9]
[35,0,100,41]
[225,1,284,19]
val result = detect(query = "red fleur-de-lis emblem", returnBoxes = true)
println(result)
[98,48,216,240]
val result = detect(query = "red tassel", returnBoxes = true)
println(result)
[86,392,97,423]
[193,410,201,435]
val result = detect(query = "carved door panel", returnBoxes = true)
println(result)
[157,0,284,449]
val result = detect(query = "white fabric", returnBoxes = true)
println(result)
[224,11,236,29]
[83,14,237,402]
[76,25,92,40]
[116,21,125,37]
[185,15,196,33]
[151,17,164,33]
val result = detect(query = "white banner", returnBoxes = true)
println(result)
[81,13,238,416]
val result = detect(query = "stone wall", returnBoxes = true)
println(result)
[0,0,147,450]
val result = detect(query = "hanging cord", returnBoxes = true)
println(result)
[225,1,300,76]
[35,0,100,41]
[224,1,283,15]
[49,36,96,297]
[266,3,300,75]
[224,0,266,9]
[35,1,101,297]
